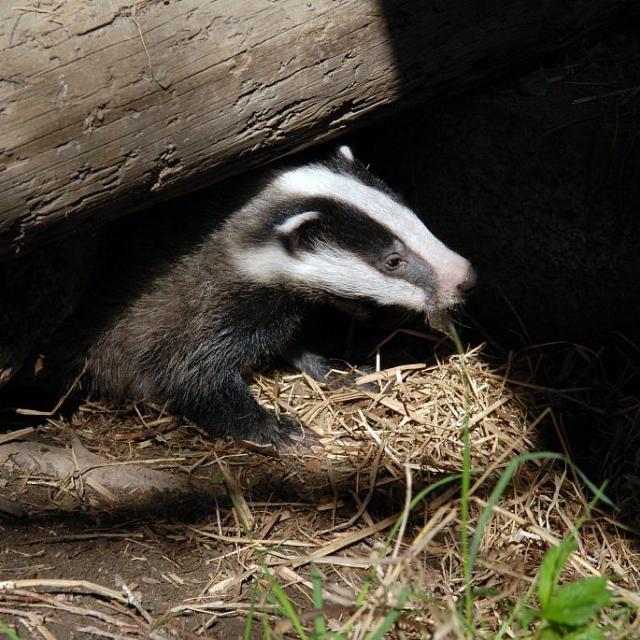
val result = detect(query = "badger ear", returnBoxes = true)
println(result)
[275,210,320,236]
[337,145,355,162]
[275,211,320,252]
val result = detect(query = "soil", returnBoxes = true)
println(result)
[1,338,639,639]
[0,422,348,639]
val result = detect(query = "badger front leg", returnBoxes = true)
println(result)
[170,372,311,450]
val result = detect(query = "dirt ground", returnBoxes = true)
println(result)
[1,335,639,639]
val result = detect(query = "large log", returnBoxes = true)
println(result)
[0,0,637,256]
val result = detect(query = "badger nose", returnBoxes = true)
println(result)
[457,267,477,295]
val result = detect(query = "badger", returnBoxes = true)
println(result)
[83,147,476,449]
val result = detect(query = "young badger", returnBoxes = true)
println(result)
[87,147,476,449]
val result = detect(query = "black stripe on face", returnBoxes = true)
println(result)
[256,196,396,255]
[260,196,439,299]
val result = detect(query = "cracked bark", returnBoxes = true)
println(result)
[0,0,637,256]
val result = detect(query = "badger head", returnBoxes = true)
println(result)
[234,147,476,323]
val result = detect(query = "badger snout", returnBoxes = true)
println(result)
[435,257,477,308]
[424,260,475,330]
[456,266,477,295]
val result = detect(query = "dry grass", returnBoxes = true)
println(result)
[0,335,639,638]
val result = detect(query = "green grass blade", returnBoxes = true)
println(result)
[363,589,412,640]
[364,608,403,640]
[461,403,473,631]
[468,451,565,576]
[261,606,273,640]
[0,621,21,640]
[270,580,309,640]
[569,467,613,508]
[311,563,327,638]
[243,593,256,640]
[449,322,479,636]
[469,450,613,579]
[388,474,463,547]
[494,581,538,639]
[355,474,462,608]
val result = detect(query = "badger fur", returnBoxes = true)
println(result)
[84,147,476,449]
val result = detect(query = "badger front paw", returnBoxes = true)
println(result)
[247,413,319,452]
[178,373,320,451]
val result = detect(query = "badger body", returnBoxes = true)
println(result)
[86,148,475,448]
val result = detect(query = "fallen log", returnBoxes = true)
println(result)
[1,0,637,256]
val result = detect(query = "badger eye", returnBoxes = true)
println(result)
[384,253,403,271]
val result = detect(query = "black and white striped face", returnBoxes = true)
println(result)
[234,148,475,316]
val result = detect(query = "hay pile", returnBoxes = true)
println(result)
[0,340,638,638]
[258,343,533,471]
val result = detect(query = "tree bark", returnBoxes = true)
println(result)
[0,0,636,256]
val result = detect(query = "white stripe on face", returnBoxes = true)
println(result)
[234,241,428,311]
[274,165,470,294]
